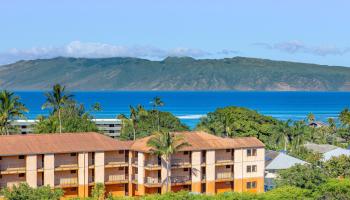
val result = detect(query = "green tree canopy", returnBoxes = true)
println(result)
[118,109,189,140]
[35,102,98,133]
[0,183,63,200]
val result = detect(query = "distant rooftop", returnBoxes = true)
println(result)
[265,150,307,170]
[303,142,338,154]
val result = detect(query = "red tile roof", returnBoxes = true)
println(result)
[131,131,265,152]
[0,132,132,156]
[0,131,264,156]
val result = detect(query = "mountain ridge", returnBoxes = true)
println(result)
[0,56,349,91]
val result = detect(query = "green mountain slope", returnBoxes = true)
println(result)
[0,56,349,91]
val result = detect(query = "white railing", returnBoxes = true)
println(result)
[215,156,234,163]
[145,160,160,167]
[0,181,26,188]
[171,176,191,183]
[171,159,190,166]
[145,177,161,184]
[56,178,78,186]
[132,174,138,182]
[107,174,126,182]
[216,172,234,179]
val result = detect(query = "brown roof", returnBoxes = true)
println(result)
[131,131,264,152]
[0,132,132,156]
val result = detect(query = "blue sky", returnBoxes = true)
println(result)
[1,0,350,66]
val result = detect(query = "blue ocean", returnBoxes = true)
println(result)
[15,91,350,129]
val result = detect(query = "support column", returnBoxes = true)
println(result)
[78,152,89,198]
[44,154,55,187]
[191,151,201,193]
[128,151,133,197]
[26,155,37,188]
[233,149,243,192]
[206,150,215,195]
[161,155,171,194]
[95,152,105,183]
[137,152,145,195]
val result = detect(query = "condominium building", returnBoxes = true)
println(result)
[10,119,122,137]
[0,131,264,199]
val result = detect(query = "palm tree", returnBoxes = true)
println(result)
[0,90,28,135]
[307,113,315,124]
[147,131,189,193]
[275,120,291,151]
[291,121,307,152]
[129,106,138,140]
[42,84,73,133]
[152,96,164,131]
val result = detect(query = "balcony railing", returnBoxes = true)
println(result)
[215,156,234,164]
[145,177,161,184]
[171,159,191,167]
[145,160,161,168]
[132,158,138,165]
[132,174,138,182]
[106,174,126,182]
[0,163,26,171]
[216,172,234,180]
[0,181,26,188]
[56,178,78,186]
[171,176,191,184]
[105,157,127,165]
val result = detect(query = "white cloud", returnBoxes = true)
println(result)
[254,40,350,56]
[0,41,238,65]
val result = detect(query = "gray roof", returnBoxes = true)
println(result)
[303,142,338,154]
[265,150,307,170]
[323,148,350,161]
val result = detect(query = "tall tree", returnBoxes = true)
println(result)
[42,84,73,133]
[147,131,189,193]
[152,96,164,131]
[274,120,292,151]
[0,90,28,135]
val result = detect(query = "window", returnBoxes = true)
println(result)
[118,167,124,170]
[70,188,77,192]
[0,175,2,179]
[252,165,257,172]
[19,173,25,178]
[70,153,77,157]
[70,170,76,174]
[226,149,231,153]
[247,165,252,172]
[0,156,2,160]
[247,165,257,173]
[247,149,257,157]
[119,150,124,154]
[246,181,257,189]
[184,168,189,172]
[184,151,189,155]
[226,165,231,169]
[19,155,25,159]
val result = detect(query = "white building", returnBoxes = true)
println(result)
[10,118,122,138]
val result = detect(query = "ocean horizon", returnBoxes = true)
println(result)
[14,91,350,129]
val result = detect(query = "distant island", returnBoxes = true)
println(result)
[0,56,350,91]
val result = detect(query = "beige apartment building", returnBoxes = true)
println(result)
[0,131,264,199]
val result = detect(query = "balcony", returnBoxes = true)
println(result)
[105,174,128,184]
[54,163,78,171]
[215,156,234,165]
[132,174,138,183]
[0,163,26,174]
[216,172,234,181]
[55,178,78,188]
[132,158,138,166]
[145,160,161,170]
[170,176,191,185]
[105,157,128,168]
[144,177,162,187]
[171,159,191,168]
[0,181,26,188]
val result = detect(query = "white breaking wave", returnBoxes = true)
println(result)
[177,114,206,119]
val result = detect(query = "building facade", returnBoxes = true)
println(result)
[10,119,122,137]
[0,131,264,199]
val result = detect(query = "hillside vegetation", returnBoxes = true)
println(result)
[1,56,350,91]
